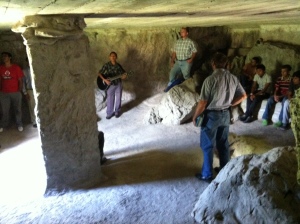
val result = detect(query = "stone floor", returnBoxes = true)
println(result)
[0,93,296,223]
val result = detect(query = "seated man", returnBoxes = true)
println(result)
[239,64,271,123]
[262,64,292,127]
[240,57,260,94]
[280,71,300,130]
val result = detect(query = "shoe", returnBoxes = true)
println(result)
[0,128,3,132]
[262,119,268,126]
[115,113,122,118]
[18,126,23,132]
[280,124,288,131]
[195,173,213,183]
[106,113,115,120]
[274,121,282,127]
[243,116,254,123]
[239,114,248,121]
[214,167,220,174]
[100,157,108,165]
[33,124,37,128]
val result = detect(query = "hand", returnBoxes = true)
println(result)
[104,79,111,85]
[187,58,193,64]
[121,73,127,80]
[250,94,255,100]
[274,95,279,102]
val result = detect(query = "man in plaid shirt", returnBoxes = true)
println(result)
[164,27,197,92]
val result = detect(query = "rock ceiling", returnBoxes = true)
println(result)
[0,0,299,31]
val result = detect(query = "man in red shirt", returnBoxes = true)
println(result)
[262,64,292,128]
[0,52,24,132]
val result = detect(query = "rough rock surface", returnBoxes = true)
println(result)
[146,78,199,125]
[246,41,300,78]
[192,147,300,224]
[13,15,102,192]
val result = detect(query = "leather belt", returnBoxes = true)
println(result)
[206,108,229,112]
[177,58,190,61]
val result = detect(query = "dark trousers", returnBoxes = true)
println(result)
[245,92,270,117]
[98,131,104,160]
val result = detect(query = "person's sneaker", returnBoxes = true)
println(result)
[195,173,213,183]
[243,116,254,123]
[0,128,3,132]
[18,126,23,132]
[262,119,268,126]
[239,114,248,121]
[106,113,115,120]
[280,124,289,130]
[273,121,282,127]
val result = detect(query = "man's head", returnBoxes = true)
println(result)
[180,27,189,39]
[211,52,228,69]
[281,64,292,77]
[256,64,266,77]
[1,52,12,63]
[292,70,300,86]
[109,51,117,63]
[251,57,260,66]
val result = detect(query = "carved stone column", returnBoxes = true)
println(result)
[13,15,102,193]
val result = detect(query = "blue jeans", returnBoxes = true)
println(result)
[168,60,192,85]
[262,96,289,124]
[280,98,290,125]
[200,110,230,178]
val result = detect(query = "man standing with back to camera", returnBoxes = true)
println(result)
[164,27,197,92]
[193,52,247,182]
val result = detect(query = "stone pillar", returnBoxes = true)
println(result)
[13,15,102,193]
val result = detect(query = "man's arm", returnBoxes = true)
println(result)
[98,72,111,85]
[257,82,271,95]
[192,100,207,126]
[18,78,23,92]
[231,93,247,106]
[170,52,176,66]
[187,52,196,64]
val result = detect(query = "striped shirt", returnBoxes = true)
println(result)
[173,38,197,60]
[275,76,291,96]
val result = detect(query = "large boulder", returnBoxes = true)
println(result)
[146,78,199,125]
[192,147,300,224]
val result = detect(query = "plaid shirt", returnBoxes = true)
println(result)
[99,62,125,85]
[173,38,197,60]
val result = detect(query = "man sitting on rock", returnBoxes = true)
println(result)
[262,64,292,129]
[239,64,271,123]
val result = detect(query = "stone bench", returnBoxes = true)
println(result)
[234,99,283,123]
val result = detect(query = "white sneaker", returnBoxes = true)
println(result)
[0,128,3,132]
[18,126,23,132]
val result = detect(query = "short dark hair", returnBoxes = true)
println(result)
[109,51,117,57]
[1,52,12,58]
[256,64,266,71]
[252,57,260,64]
[211,52,228,68]
[293,70,300,79]
[281,64,292,71]
[181,27,190,33]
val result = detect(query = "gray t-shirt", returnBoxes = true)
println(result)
[200,68,245,110]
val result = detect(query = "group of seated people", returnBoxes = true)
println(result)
[238,57,300,130]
